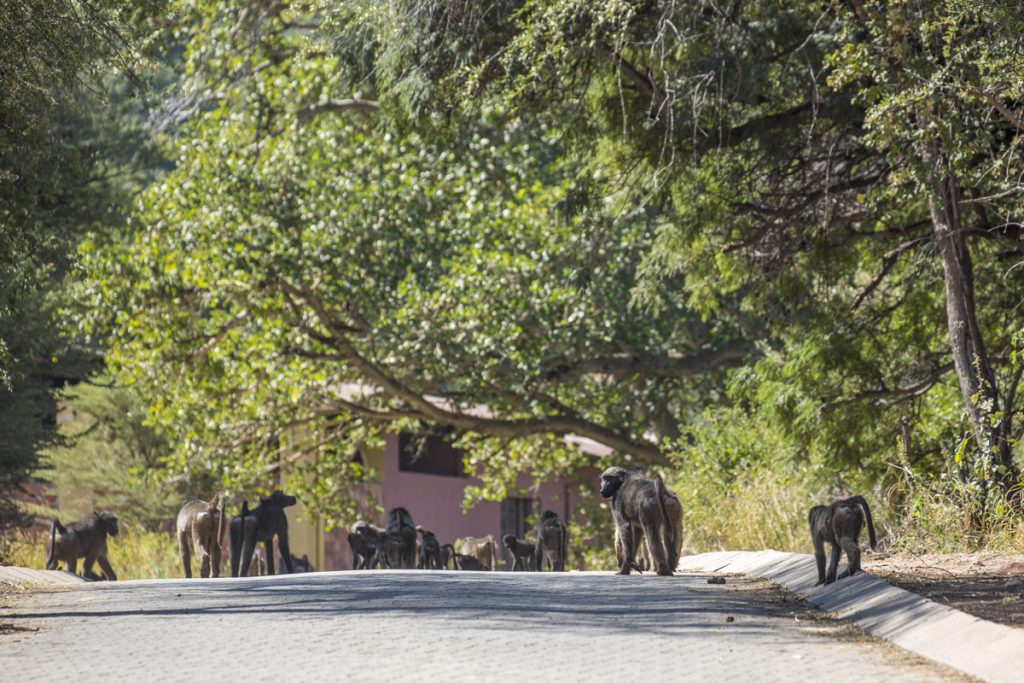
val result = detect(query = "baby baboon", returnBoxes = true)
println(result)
[229,490,297,577]
[502,534,536,571]
[599,467,675,576]
[534,511,568,571]
[177,494,225,579]
[453,553,489,571]
[386,507,417,569]
[440,543,456,569]
[45,511,119,581]
[809,495,877,585]
[417,528,443,569]
[457,535,497,572]
[280,553,315,573]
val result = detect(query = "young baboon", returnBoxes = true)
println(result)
[534,511,568,571]
[280,553,315,573]
[502,534,536,571]
[417,528,443,569]
[599,467,675,576]
[809,495,877,585]
[440,543,456,570]
[229,490,297,577]
[453,553,489,571]
[45,511,119,581]
[457,535,497,571]
[386,507,417,569]
[176,494,225,579]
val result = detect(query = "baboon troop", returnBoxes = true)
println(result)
[229,490,297,577]
[177,495,225,579]
[45,511,120,581]
[503,535,536,571]
[600,467,677,576]
[534,511,568,571]
[809,495,877,585]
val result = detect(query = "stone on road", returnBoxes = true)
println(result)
[1,571,964,682]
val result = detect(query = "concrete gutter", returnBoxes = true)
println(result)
[679,551,1023,683]
[0,566,85,587]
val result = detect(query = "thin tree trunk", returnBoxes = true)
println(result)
[922,140,1017,485]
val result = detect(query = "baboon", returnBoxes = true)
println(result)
[534,510,568,572]
[636,477,683,573]
[809,495,877,585]
[280,553,314,573]
[440,543,456,569]
[229,490,297,577]
[417,527,443,570]
[599,467,675,576]
[457,535,497,572]
[386,507,417,569]
[176,494,225,579]
[348,521,385,569]
[381,534,406,569]
[502,534,536,571]
[453,553,489,571]
[45,511,119,581]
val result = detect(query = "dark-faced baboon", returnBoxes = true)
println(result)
[440,543,456,569]
[457,535,497,572]
[534,510,568,572]
[809,495,877,585]
[348,521,385,569]
[502,534,536,571]
[45,511,119,581]
[177,494,225,579]
[636,476,683,573]
[599,467,675,576]
[280,553,314,573]
[229,490,297,577]
[417,528,443,570]
[453,553,489,571]
[386,507,417,569]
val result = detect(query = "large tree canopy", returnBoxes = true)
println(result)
[73,0,1024,527]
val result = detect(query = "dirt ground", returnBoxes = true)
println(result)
[865,553,1024,628]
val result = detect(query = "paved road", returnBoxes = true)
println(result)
[1,571,964,682]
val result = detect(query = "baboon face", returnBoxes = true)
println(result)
[98,513,119,537]
[262,491,297,508]
[502,534,516,549]
[599,467,629,498]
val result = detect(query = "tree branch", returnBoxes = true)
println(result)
[822,363,954,412]
[540,343,750,382]
[296,98,380,123]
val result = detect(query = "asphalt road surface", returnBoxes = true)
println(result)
[0,571,966,682]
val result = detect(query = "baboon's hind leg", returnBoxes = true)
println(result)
[179,530,192,578]
[837,538,860,579]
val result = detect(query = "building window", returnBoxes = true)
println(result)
[397,432,467,477]
[500,497,536,542]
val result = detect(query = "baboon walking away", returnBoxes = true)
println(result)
[386,507,417,569]
[229,490,297,577]
[809,495,877,585]
[177,494,225,578]
[599,467,675,576]
[534,511,567,571]
[45,511,119,581]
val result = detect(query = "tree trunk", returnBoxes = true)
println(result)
[922,140,1017,485]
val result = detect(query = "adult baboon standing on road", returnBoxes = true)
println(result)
[636,476,683,573]
[417,527,443,569]
[229,490,297,577]
[45,511,119,581]
[534,511,568,571]
[177,494,225,578]
[809,495,877,585]
[599,467,675,576]
[386,507,417,569]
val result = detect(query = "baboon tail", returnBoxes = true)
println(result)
[216,493,226,547]
[240,500,249,554]
[653,474,676,563]
[850,495,877,550]
[46,518,59,569]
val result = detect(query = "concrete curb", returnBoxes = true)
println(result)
[679,551,1023,683]
[0,566,85,587]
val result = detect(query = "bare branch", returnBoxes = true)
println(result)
[296,98,380,123]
